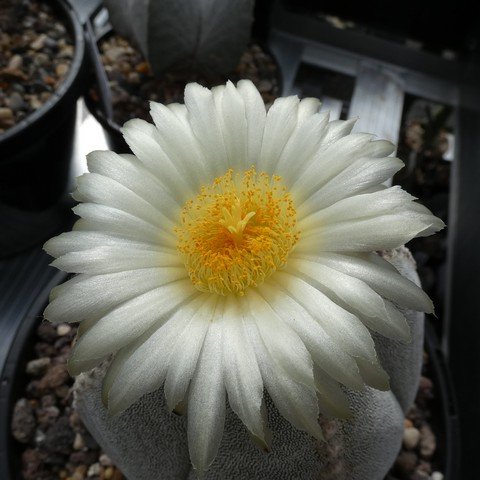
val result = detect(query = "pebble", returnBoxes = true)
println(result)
[99,453,113,466]
[30,33,47,50]
[87,462,101,477]
[7,91,26,111]
[8,54,23,70]
[73,432,85,450]
[56,63,69,77]
[431,472,444,480]
[0,1,74,135]
[394,451,417,474]
[103,467,114,479]
[57,323,72,336]
[37,363,69,392]
[26,356,51,376]
[403,426,421,449]
[11,398,36,443]
[419,425,436,458]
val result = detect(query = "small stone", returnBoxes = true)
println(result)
[26,357,51,376]
[21,448,44,480]
[69,450,99,465]
[73,464,87,480]
[56,63,69,76]
[394,451,417,475]
[105,46,127,63]
[8,54,23,69]
[431,472,444,480]
[57,324,72,336]
[73,432,85,450]
[43,417,74,455]
[99,453,113,466]
[404,418,414,428]
[6,91,26,111]
[36,405,60,429]
[37,322,57,341]
[11,398,36,443]
[257,79,272,93]
[31,33,47,50]
[111,469,124,480]
[419,425,436,458]
[34,428,46,444]
[403,426,421,449]
[87,462,101,477]
[0,107,14,128]
[37,364,69,391]
[103,467,114,479]
[411,470,429,480]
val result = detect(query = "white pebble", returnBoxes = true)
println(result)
[73,432,85,450]
[431,472,444,480]
[99,453,113,466]
[56,324,71,336]
[403,426,421,449]
[87,462,101,477]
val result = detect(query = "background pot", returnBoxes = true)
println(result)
[0,0,88,211]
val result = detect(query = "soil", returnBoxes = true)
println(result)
[0,0,74,135]
[11,321,445,480]
[88,34,281,128]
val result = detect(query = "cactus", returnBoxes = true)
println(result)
[102,0,254,78]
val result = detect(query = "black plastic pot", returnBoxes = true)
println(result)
[0,248,67,480]
[0,0,88,211]
[0,250,460,480]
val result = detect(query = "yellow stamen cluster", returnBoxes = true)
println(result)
[175,167,299,296]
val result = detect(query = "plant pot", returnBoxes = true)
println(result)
[0,248,460,479]
[83,25,283,154]
[0,0,89,211]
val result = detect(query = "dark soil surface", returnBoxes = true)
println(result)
[0,0,74,134]
[11,320,444,480]
[89,34,281,127]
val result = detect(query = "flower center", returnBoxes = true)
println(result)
[175,167,299,296]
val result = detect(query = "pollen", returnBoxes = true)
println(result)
[175,167,300,296]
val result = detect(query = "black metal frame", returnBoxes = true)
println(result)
[269,2,480,478]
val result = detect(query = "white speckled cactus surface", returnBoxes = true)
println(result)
[44,81,442,479]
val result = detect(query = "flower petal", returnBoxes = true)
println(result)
[297,212,436,253]
[236,79,266,165]
[71,203,174,247]
[188,319,226,477]
[288,258,411,341]
[296,156,404,212]
[73,173,177,238]
[105,295,205,415]
[313,366,351,419]
[273,271,378,362]
[221,296,266,445]
[68,279,197,374]
[355,357,390,391]
[183,83,229,177]
[44,267,187,324]
[163,295,216,411]
[292,134,395,202]
[258,282,365,390]
[51,246,181,274]
[86,150,183,212]
[257,95,299,172]
[245,290,316,389]
[244,316,324,440]
[121,119,194,201]
[300,252,434,313]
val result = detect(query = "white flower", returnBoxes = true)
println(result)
[44,80,444,477]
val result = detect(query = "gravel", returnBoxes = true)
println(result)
[89,34,281,128]
[0,0,74,134]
